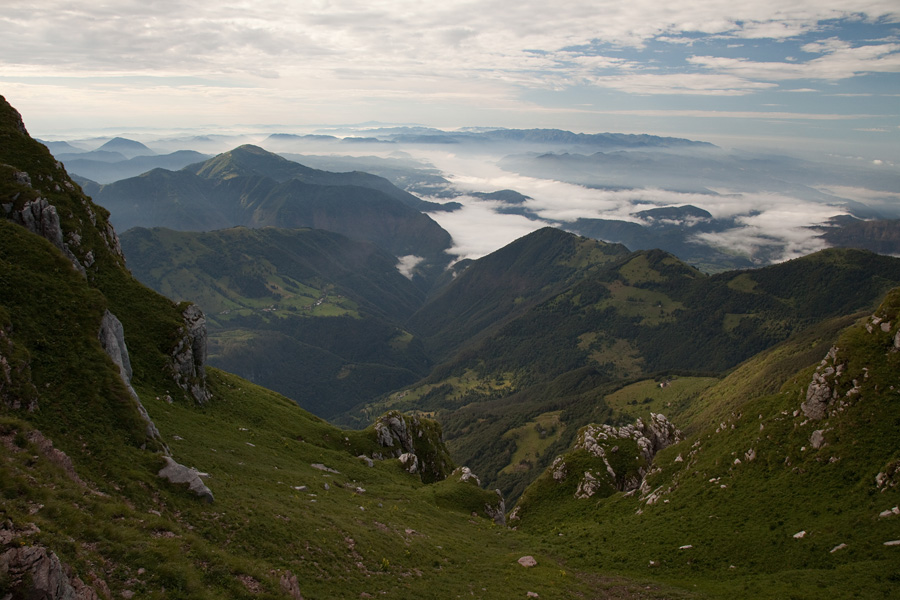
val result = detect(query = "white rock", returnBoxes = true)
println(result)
[884,540,900,546]
[517,556,537,567]
[830,543,847,553]
[679,545,693,550]
[793,531,806,539]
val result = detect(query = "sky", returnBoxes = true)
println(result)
[2,1,899,157]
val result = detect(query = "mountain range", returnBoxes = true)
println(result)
[84,144,455,287]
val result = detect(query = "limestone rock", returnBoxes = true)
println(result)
[398,452,419,474]
[98,310,133,382]
[575,471,602,499]
[158,456,214,502]
[568,413,682,496]
[517,556,537,568]
[454,466,480,486]
[577,413,681,464]
[810,429,826,450]
[484,489,506,526]
[373,410,453,483]
[6,196,85,275]
[375,412,412,450]
[550,456,567,481]
[278,569,304,599]
[801,347,841,421]
[98,310,168,452]
[171,304,211,403]
[0,545,99,599]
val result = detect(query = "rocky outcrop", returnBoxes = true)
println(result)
[98,310,167,452]
[373,410,454,483]
[577,413,681,465]
[0,544,100,600]
[158,456,214,503]
[277,570,304,599]
[98,311,217,501]
[801,346,843,420]
[98,310,133,382]
[559,414,682,498]
[4,195,85,275]
[484,490,506,526]
[171,304,211,404]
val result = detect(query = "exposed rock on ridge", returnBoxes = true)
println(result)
[171,304,211,404]
[374,410,454,483]
[98,310,167,452]
[5,194,85,275]
[562,414,681,498]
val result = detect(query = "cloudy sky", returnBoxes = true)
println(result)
[2,0,899,155]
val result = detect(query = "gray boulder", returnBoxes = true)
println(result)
[0,545,99,600]
[158,456,214,503]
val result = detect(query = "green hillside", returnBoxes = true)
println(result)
[512,289,900,598]
[345,231,900,501]
[120,226,430,417]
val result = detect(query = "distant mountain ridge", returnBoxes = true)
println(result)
[90,144,454,286]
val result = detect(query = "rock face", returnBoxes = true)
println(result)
[98,311,215,501]
[373,410,454,483]
[5,195,85,276]
[557,414,682,498]
[158,456,214,503]
[98,310,167,451]
[801,346,842,420]
[98,309,133,382]
[171,304,211,404]
[484,489,506,526]
[278,570,304,599]
[0,544,100,600]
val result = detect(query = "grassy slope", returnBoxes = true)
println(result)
[513,290,900,599]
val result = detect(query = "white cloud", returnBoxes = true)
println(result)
[396,255,425,279]
[588,72,777,95]
[689,42,900,81]
[426,199,546,261]
[416,150,852,265]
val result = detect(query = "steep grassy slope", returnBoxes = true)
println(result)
[512,289,900,598]
[120,226,430,417]
[408,228,630,360]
